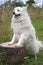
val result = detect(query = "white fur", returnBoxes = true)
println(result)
[9,6,43,59]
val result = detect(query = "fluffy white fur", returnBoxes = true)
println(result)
[9,6,43,59]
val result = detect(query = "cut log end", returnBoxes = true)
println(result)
[0,42,24,48]
[0,42,25,64]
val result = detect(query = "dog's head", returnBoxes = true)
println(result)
[13,6,27,18]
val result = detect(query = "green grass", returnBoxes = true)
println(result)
[0,7,43,65]
[0,18,12,43]
[32,18,43,41]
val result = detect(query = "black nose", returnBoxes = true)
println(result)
[13,12,15,14]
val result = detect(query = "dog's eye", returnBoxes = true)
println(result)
[17,10,20,11]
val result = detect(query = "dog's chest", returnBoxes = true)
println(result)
[13,20,29,33]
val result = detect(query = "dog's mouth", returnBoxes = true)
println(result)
[15,14,20,18]
[13,12,20,18]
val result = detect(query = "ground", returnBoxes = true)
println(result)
[0,7,43,65]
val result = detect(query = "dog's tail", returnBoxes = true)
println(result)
[37,40,43,49]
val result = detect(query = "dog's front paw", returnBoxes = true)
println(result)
[14,43,23,48]
[8,42,14,45]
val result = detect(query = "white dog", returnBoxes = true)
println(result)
[8,6,43,59]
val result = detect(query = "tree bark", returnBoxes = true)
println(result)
[0,43,25,64]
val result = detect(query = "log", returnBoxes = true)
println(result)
[0,43,25,64]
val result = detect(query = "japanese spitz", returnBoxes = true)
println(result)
[9,6,43,59]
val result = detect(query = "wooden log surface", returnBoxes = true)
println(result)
[0,42,25,64]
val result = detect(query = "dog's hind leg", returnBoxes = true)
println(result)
[14,33,29,47]
[35,54,37,59]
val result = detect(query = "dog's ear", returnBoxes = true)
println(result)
[22,5,28,11]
